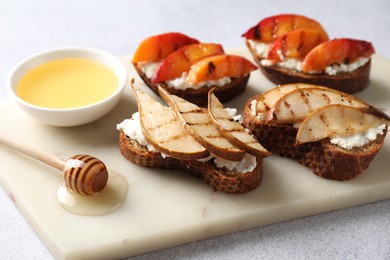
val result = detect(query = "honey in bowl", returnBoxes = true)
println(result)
[16,58,119,108]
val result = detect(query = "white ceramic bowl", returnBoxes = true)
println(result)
[6,47,128,127]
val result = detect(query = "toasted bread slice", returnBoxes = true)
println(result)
[119,130,263,193]
[119,84,267,193]
[134,63,249,106]
[245,41,371,94]
[243,96,387,180]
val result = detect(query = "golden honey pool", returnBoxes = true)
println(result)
[7,47,127,126]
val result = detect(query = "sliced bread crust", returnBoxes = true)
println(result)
[134,63,249,106]
[245,41,371,94]
[119,130,263,193]
[243,97,387,180]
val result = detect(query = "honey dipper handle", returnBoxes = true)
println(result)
[0,135,65,171]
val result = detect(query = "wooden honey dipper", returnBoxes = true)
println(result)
[0,135,108,196]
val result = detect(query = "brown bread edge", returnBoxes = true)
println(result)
[119,131,263,193]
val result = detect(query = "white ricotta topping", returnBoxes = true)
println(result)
[250,99,257,117]
[139,62,161,79]
[330,124,386,150]
[225,107,242,122]
[138,62,232,90]
[260,59,274,67]
[116,112,257,173]
[249,99,265,121]
[260,57,303,71]
[214,153,257,173]
[324,57,369,75]
[167,72,231,90]
[278,59,304,71]
[248,40,271,58]
[116,112,159,153]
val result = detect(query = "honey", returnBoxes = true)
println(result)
[16,58,119,108]
[57,170,128,216]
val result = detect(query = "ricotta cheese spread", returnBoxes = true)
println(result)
[167,72,231,90]
[248,40,305,71]
[277,58,304,71]
[138,62,231,90]
[248,40,369,75]
[214,153,257,173]
[249,99,265,121]
[139,62,160,79]
[225,107,242,122]
[117,112,257,173]
[330,124,386,150]
[247,40,271,58]
[116,112,160,153]
[250,99,257,117]
[324,57,369,75]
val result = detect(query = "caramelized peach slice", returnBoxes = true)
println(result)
[187,55,257,84]
[302,38,375,73]
[242,14,328,43]
[152,43,224,83]
[132,32,199,63]
[267,29,328,61]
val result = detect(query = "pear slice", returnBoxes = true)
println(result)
[266,87,369,124]
[208,88,270,157]
[158,86,245,161]
[254,83,321,120]
[131,82,209,160]
[296,104,389,145]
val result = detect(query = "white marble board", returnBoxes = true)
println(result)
[0,48,389,260]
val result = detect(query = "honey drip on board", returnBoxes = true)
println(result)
[57,170,128,216]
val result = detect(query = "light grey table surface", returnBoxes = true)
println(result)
[1,1,389,259]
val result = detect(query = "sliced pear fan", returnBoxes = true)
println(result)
[158,87,245,161]
[208,88,270,157]
[254,83,322,120]
[266,87,368,123]
[296,104,389,145]
[131,83,209,160]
